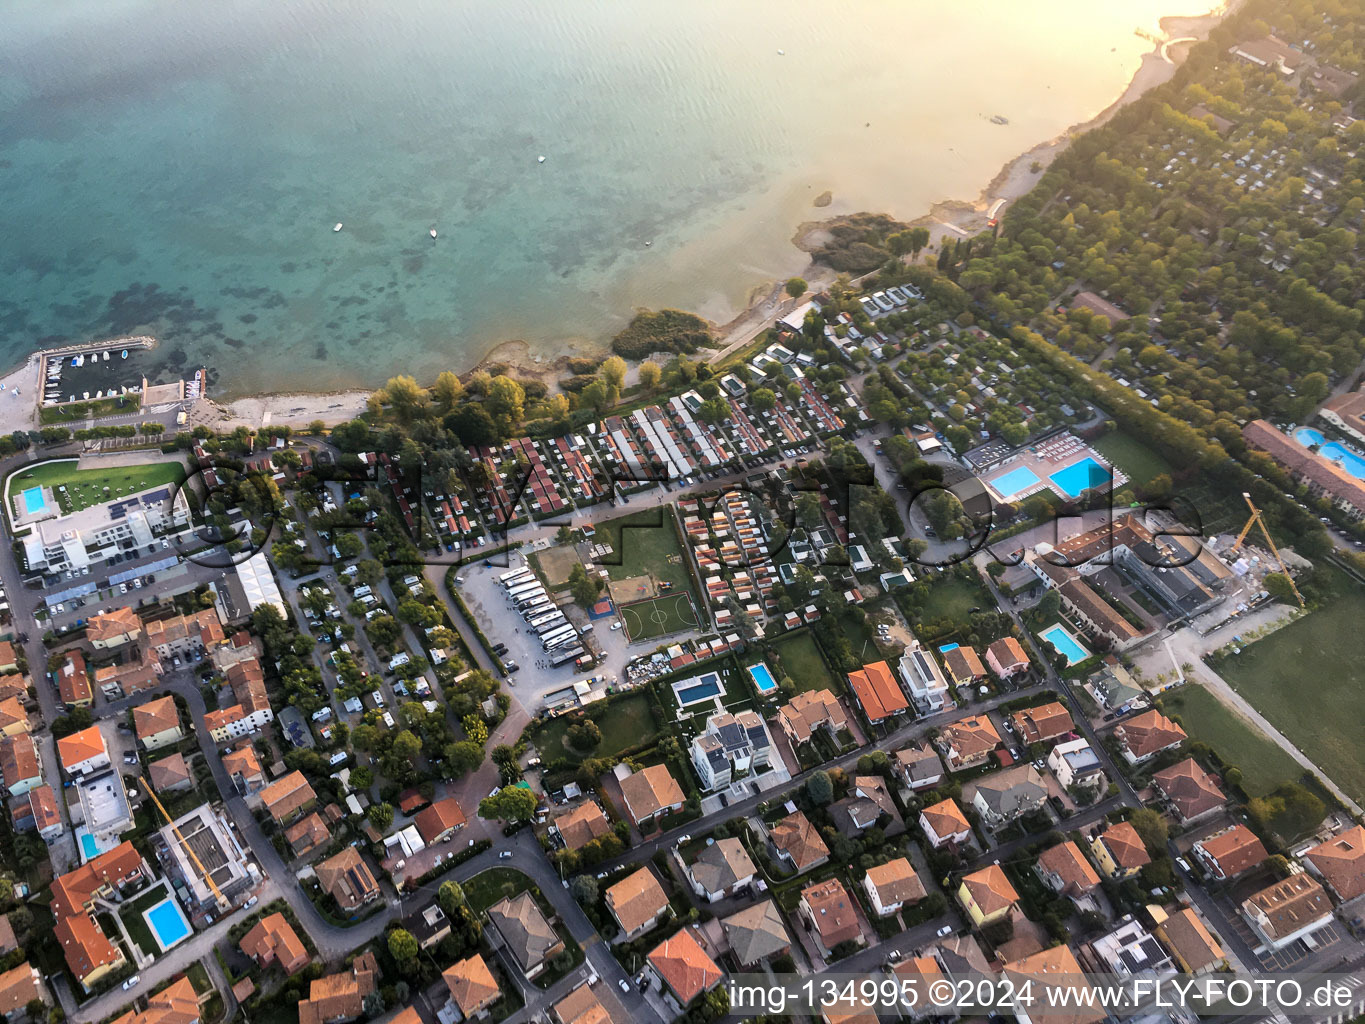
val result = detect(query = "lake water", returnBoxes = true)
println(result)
[1,0,1186,397]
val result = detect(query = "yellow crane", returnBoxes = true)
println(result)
[1229,492,1305,608]
[140,776,227,907]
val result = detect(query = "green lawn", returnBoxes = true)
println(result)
[921,576,992,622]
[528,691,660,764]
[118,883,174,958]
[619,594,699,641]
[1157,685,1299,798]
[1092,430,1172,488]
[462,867,535,913]
[768,631,836,694]
[1215,565,1365,803]
[6,458,185,520]
[594,508,693,593]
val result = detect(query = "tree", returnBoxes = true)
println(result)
[479,786,537,822]
[556,524,574,545]
[566,720,602,751]
[1128,808,1168,853]
[749,387,776,411]
[349,766,374,789]
[599,356,628,391]
[393,729,424,760]
[570,875,599,907]
[785,277,808,298]
[806,769,834,806]
[568,563,601,608]
[485,375,526,427]
[638,361,662,390]
[432,371,465,412]
[377,375,429,422]
[1263,572,1296,603]
[438,881,466,914]
[368,803,395,832]
[387,928,419,963]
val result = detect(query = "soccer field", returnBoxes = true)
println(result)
[619,594,699,642]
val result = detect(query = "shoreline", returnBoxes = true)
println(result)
[7,1,1236,433]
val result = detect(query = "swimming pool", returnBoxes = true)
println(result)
[1048,457,1112,498]
[144,897,192,951]
[76,827,118,863]
[747,663,777,694]
[21,487,46,515]
[938,643,959,653]
[674,672,724,707]
[1293,427,1365,479]
[1038,623,1091,666]
[989,465,1042,499]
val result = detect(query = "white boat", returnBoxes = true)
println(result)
[121,350,128,359]
[537,155,546,163]
[777,48,785,55]
[334,222,344,232]
[102,351,109,361]
[429,228,437,239]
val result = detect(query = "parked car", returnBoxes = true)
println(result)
[122,976,141,991]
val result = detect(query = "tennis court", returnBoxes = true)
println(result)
[619,593,698,642]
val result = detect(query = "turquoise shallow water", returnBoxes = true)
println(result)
[1,0,1184,396]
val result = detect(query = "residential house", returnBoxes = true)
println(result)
[768,810,830,872]
[830,775,902,837]
[1047,739,1103,792]
[1091,822,1150,881]
[0,699,27,740]
[133,695,183,751]
[721,900,790,966]
[442,954,500,1020]
[941,646,987,688]
[107,976,199,1024]
[919,798,972,849]
[800,877,864,957]
[1009,702,1073,747]
[297,953,378,1024]
[86,607,142,649]
[553,802,612,851]
[1113,710,1186,765]
[405,904,451,951]
[56,725,109,777]
[685,837,755,902]
[21,785,63,840]
[1152,759,1226,823]
[938,715,1000,771]
[689,710,772,791]
[487,892,563,979]
[315,848,380,912]
[776,688,849,746]
[51,843,144,990]
[1302,826,1365,901]
[93,659,157,699]
[222,746,265,795]
[1001,945,1105,1024]
[1192,826,1267,882]
[1240,874,1333,951]
[144,608,225,660]
[147,753,193,794]
[203,657,274,743]
[55,912,125,991]
[240,912,311,975]
[259,770,317,825]
[285,813,331,858]
[1321,389,1365,447]
[897,643,951,714]
[56,651,93,708]
[414,797,466,845]
[551,984,613,1024]
[957,865,1018,928]
[847,660,909,725]
[0,963,47,1021]
[1155,907,1226,975]
[618,764,685,826]
[605,867,670,939]
[985,637,1029,679]
[0,644,15,675]
[0,735,42,796]
[1088,916,1174,976]
[646,928,723,1007]
[894,743,944,791]
[971,765,1048,830]
[862,857,926,917]
[1035,842,1101,906]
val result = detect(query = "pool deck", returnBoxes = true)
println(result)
[983,434,1126,503]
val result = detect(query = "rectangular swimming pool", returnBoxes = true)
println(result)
[989,465,1042,499]
[145,897,192,951]
[1038,623,1091,666]
[1048,457,1111,498]
[674,672,724,707]
[21,487,46,515]
[747,663,777,694]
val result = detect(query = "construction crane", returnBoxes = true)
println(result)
[1229,492,1305,608]
[141,776,227,907]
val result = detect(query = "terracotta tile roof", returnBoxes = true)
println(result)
[943,646,986,683]
[605,867,669,935]
[769,810,829,870]
[802,877,862,948]
[1001,945,1104,1024]
[414,797,466,843]
[961,865,1019,917]
[777,688,848,743]
[619,764,684,823]
[1098,821,1150,871]
[1115,709,1186,759]
[222,746,263,782]
[0,642,14,669]
[847,661,908,722]
[285,812,330,855]
[688,837,755,895]
[1195,826,1267,879]
[1010,701,1073,745]
[108,977,199,1024]
[240,913,310,974]
[134,695,180,740]
[27,785,61,833]
[442,954,500,1017]
[647,928,723,1004]
[987,637,1029,671]
[487,892,562,971]
[864,857,926,906]
[51,841,144,917]
[57,724,106,770]
[93,659,158,696]
[941,715,1000,762]
[721,900,790,965]
[1242,874,1332,941]
[298,954,377,1024]
[260,770,316,822]
[54,912,121,982]
[1037,842,1100,895]
[554,801,612,850]
[552,983,612,1024]
[148,753,191,791]
[0,734,40,785]
[315,848,378,911]
[1244,420,1365,513]
[920,798,971,838]
[1154,759,1226,820]
[0,697,26,734]
[0,963,43,1017]
[1304,825,1365,900]
[86,607,141,644]
[1156,908,1224,973]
